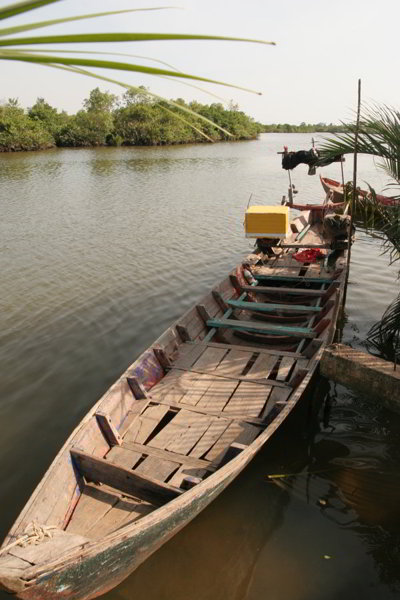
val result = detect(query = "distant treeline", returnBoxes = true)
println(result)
[0,87,263,152]
[261,122,347,133]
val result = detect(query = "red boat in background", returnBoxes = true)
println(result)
[320,176,399,206]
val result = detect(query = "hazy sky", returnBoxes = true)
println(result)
[1,0,399,123]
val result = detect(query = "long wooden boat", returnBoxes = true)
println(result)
[320,175,399,206]
[0,198,350,600]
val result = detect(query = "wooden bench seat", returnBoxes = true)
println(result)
[253,275,334,284]
[71,449,182,505]
[206,318,316,338]
[227,299,322,313]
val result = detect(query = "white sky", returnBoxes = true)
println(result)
[1,0,399,123]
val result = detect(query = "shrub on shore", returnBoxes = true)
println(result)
[0,88,262,152]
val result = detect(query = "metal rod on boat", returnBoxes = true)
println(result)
[342,79,362,311]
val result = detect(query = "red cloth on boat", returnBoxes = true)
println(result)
[293,248,324,263]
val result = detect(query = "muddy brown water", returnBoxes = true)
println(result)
[1,134,399,599]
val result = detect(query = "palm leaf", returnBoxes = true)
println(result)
[0,1,274,94]
[0,7,177,37]
[0,0,59,21]
[0,32,274,47]
[5,47,229,102]
[367,292,400,362]
[0,50,264,94]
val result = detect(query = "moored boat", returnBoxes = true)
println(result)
[320,175,399,206]
[0,192,352,600]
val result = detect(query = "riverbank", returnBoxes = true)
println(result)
[0,89,261,153]
[0,87,349,153]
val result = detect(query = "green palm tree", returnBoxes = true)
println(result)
[319,105,400,362]
[0,0,275,139]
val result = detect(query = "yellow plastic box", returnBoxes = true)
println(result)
[244,205,290,239]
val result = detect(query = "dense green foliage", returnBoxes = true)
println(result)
[261,122,347,133]
[0,88,262,152]
[319,105,400,362]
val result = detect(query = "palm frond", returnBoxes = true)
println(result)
[0,50,263,94]
[0,32,275,47]
[5,47,229,102]
[0,0,59,21]
[355,188,400,265]
[367,292,400,362]
[0,0,274,95]
[0,7,177,37]
[319,105,400,186]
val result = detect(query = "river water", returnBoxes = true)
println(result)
[1,134,399,599]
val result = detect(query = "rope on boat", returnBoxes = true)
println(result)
[0,521,58,556]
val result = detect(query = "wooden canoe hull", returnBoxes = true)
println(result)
[320,175,399,206]
[0,202,347,600]
[10,362,319,600]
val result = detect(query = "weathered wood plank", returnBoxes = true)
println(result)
[71,449,182,505]
[223,381,271,418]
[189,418,230,459]
[146,411,186,451]
[149,409,212,456]
[169,366,290,389]
[196,378,238,411]
[66,485,119,536]
[150,397,265,426]
[168,465,208,488]
[176,324,192,342]
[245,353,278,380]
[214,349,252,377]
[88,498,154,539]
[259,356,309,418]
[122,440,210,468]
[166,412,212,455]
[149,369,200,404]
[127,377,147,400]
[253,275,334,284]
[123,404,170,445]
[97,378,147,434]
[234,422,263,445]
[172,342,207,369]
[204,422,244,462]
[9,530,89,565]
[276,357,296,381]
[95,412,122,447]
[192,346,228,371]
[239,283,338,296]
[204,340,303,358]
[153,347,171,371]
[227,299,322,313]
[207,318,316,338]
[176,373,220,407]
[106,446,143,470]
[217,442,247,467]
[135,456,179,482]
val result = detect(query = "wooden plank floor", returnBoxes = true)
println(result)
[66,341,309,540]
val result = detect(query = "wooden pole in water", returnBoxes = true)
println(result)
[342,79,361,310]
[340,156,345,188]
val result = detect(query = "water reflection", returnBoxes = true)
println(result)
[271,382,400,597]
